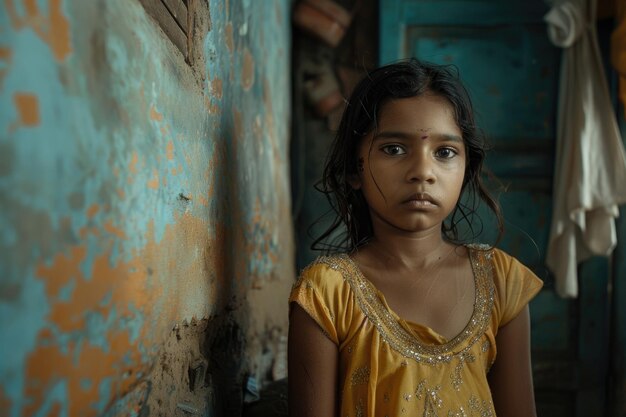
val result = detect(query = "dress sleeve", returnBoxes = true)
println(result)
[289,260,354,345]
[491,249,544,327]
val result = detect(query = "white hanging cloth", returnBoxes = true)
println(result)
[544,0,626,298]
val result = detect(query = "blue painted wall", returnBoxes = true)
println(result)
[0,0,294,416]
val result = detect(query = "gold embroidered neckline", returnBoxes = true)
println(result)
[319,244,495,364]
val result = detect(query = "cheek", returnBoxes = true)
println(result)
[458,170,467,190]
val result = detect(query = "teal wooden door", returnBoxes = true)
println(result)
[380,1,610,415]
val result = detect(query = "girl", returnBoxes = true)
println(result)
[288,59,543,417]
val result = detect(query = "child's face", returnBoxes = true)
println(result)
[350,94,466,237]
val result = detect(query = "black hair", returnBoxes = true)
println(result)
[312,58,504,253]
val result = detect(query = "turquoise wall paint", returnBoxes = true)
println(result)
[0,0,293,416]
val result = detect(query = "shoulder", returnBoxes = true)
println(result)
[290,254,359,343]
[293,254,352,293]
[467,244,532,277]
[489,246,522,273]
[489,247,539,283]
[473,245,543,325]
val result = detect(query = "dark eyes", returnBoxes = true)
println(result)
[381,145,406,155]
[435,147,458,159]
[380,145,458,159]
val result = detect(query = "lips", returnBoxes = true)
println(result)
[402,192,439,207]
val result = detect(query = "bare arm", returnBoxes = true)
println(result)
[288,304,339,417]
[488,305,537,417]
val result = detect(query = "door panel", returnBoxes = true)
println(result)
[380,0,610,415]
[406,25,557,141]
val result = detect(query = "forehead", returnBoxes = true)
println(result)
[376,94,459,132]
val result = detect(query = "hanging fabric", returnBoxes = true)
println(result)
[544,0,626,297]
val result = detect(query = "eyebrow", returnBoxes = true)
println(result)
[372,131,463,143]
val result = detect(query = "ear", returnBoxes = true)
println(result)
[347,173,362,190]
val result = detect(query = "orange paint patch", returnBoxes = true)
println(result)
[128,151,139,174]
[78,227,89,239]
[117,189,126,199]
[28,210,224,415]
[241,48,255,91]
[166,141,174,161]
[0,385,12,415]
[23,329,144,417]
[251,198,262,225]
[13,92,40,126]
[5,0,72,61]
[104,221,127,240]
[0,46,12,90]
[147,169,159,189]
[211,77,223,99]
[37,246,87,299]
[0,47,11,60]
[149,105,163,121]
[204,95,221,115]
[47,402,62,417]
[37,235,155,334]
[225,23,234,53]
[38,327,54,342]
[32,236,159,415]
[86,204,100,219]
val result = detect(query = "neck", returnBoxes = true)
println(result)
[365,228,454,271]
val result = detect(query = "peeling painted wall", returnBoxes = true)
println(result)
[0,0,294,416]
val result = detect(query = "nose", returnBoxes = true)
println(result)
[405,152,436,184]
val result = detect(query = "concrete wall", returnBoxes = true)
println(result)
[0,0,294,416]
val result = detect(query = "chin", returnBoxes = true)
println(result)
[396,222,441,235]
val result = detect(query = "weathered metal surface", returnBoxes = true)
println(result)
[0,0,293,416]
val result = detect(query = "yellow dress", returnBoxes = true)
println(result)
[289,244,543,417]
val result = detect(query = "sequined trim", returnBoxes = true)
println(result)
[481,340,490,353]
[424,384,444,416]
[316,244,495,364]
[451,352,476,391]
[355,398,364,417]
[447,408,468,417]
[414,380,494,417]
[468,395,494,416]
[351,366,370,386]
